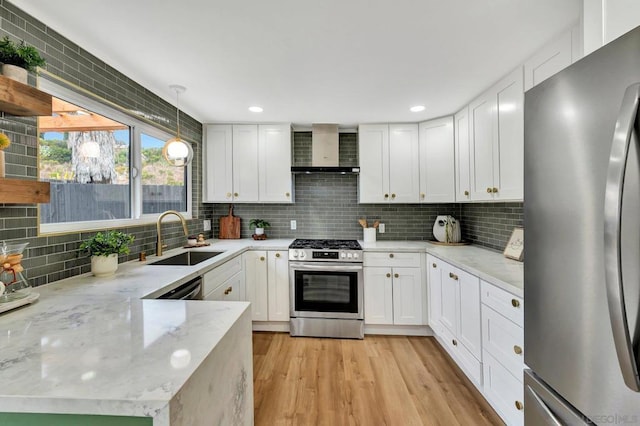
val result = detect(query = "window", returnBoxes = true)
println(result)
[37,79,191,234]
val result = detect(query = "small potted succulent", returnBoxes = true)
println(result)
[0,36,46,84]
[249,219,271,236]
[79,230,135,277]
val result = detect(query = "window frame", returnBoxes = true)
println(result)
[37,78,192,235]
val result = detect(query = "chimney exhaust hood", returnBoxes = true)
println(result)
[291,124,360,174]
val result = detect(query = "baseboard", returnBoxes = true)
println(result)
[252,321,290,332]
[364,324,433,336]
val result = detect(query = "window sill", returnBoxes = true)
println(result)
[38,213,193,236]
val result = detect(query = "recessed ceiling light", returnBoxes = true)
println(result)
[410,105,426,112]
[249,106,263,113]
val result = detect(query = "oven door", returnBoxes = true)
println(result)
[289,261,363,320]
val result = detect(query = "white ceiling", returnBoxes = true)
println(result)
[11,0,581,126]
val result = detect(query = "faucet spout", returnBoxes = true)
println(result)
[156,210,189,256]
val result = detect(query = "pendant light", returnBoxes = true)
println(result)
[163,84,193,167]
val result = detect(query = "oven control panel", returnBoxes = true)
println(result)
[289,249,362,262]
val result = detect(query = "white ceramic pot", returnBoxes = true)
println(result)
[255,228,264,235]
[2,64,28,84]
[91,253,118,277]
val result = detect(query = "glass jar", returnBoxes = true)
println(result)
[0,242,31,303]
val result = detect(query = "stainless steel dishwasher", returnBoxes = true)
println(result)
[156,276,203,300]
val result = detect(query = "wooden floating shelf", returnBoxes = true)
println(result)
[0,178,50,203]
[0,75,52,116]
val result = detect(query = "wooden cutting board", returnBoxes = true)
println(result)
[219,204,240,239]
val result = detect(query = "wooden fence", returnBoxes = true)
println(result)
[40,182,186,223]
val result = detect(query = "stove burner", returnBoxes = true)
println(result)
[289,239,362,250]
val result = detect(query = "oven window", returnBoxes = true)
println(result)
[294,270,359,313]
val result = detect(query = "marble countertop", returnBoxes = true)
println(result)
[0,237,521,420]
[361,240,523,297]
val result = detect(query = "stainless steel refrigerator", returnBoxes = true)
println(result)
[524,26,640,424]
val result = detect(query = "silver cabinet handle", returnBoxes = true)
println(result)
[604,83,640,391]
[525,385,562,426]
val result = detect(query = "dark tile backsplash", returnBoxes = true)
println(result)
[0,2,523,288]
[0,1,206,287]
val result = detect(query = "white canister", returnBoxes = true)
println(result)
[363,228,376,243]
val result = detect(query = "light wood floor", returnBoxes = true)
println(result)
[253,332,503,426]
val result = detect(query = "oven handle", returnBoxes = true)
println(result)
[289,262,363,272]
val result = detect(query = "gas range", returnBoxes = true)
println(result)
[288,239,363,263]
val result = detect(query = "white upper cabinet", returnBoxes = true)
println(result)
[388,124,420,203]
[259,124,293,202]
[232,124,260,202]
[359,124,419,203]
[203,123,292,203]
[454,107,471,202]
[203,124,233,202]
[524,31,572,91]
[418,117,455,203]
[469,67,524,202]
[358,124,389,203]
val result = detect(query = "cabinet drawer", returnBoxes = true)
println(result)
[440,325,483,388]
[205,277,241,301]
[483,351,524,426]
[482,305,524,378]
[203,256,243,294]
[481,280,523,327]
[364,251,421,267]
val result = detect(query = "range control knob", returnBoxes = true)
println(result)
[298,251,306,260]
[347,253,353,259]
[353,253,359,259]
[340,252,347,258]
[291,250,298,258]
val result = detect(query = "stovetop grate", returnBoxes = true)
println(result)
[289,239,362,250]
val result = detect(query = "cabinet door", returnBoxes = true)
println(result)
[454,107,471,202]
[259,124,292,203]
[469,90,496,201]
[204,124,233,202]
[419,117,455,203]
[427,255,443,334]
[205,272,242,301]
[524,31,572,91]
[232,124,259,202]
[364,267,393,324]
[388,124,420,203]
[244,251,268,321]
[457,268,482,360]
[358,124,389,203]
[494,67,524,201]
[392,267,424,325]
[267,250,289,321]
[440,265,459,335]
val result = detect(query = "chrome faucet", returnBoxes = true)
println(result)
[156,210,189,256]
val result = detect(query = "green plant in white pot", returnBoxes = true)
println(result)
[0,36,46,84]
[80,230,134,277]
[249,219,270,236]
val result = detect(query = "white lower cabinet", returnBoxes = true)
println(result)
[203,256,244,301]
[427,254,524,424]
[363,252,425,326]
[243,250,289,322]
[481,281,525,425]
[434,257,483,388]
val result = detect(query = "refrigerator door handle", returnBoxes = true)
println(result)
[604,82,640,391]
[525,385,563,426]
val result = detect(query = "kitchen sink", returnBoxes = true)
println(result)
[149,251,224,266]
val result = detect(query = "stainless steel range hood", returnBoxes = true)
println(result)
[291,124,360,174]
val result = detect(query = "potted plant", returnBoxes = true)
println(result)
[249,219,271,236]
[0,36,46,84]
[79,230,135,277]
